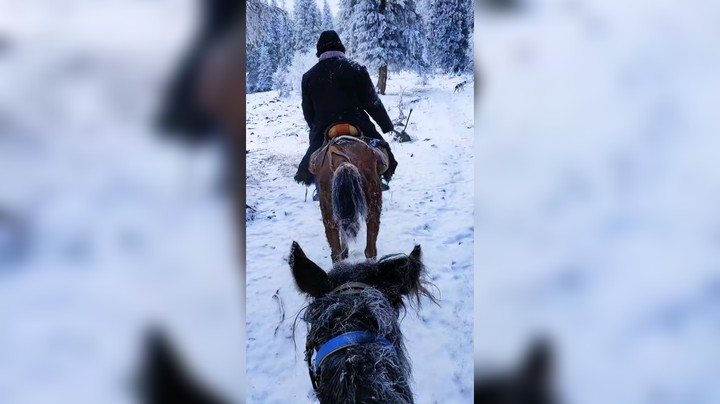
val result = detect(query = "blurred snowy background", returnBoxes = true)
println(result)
[0,1,244,403]
[475,0,720,403]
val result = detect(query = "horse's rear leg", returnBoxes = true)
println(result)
[365,177,382,259]
[319,190,345,262]
[325,221,345,262]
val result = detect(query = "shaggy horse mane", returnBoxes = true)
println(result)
[289,247,439,403]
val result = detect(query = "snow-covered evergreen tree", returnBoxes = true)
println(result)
[465,0,474,33]
[246,44,261,92]
[264,16,282,87]
[464,0,474,72]
[294,0,322,53]
[312,3,323,39]
[247,0,295,93]
[256,45,274,92]
[397,2,430,74]
[272,10,297,92]
[343,0,427,84]
[336,0,358,52]
[273,51,317,97]
[428,0,470,73]
[276,0,295,70]
[321,0,335,31]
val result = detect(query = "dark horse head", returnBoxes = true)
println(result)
[475,338,557,404]
[289,241,437,404]
[136,327,229,404]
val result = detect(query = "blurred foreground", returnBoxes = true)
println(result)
[475,0,720,403]
[0,1,245,403]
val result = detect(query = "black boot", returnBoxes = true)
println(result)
[383,152,397,182]
[294,165,314,186]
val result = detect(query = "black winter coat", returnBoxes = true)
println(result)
[297,56,395,174]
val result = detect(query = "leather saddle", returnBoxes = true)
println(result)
[326,123,361,139]
[309,123,388,176]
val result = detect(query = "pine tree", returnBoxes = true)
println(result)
[280,11,296,69]
[464,0,474,72]
[343,0,428,93]
[337,0,359,52]
[294,0,322,53]
[264,15,282,86]
[256,45,274,92]
[312,3,323,41]
[321,0,335,31]
[396,1,429,73]
[428,0,470,73]
[246,44,261,92]
[272,8,297,91]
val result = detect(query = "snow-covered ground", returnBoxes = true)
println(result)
[245,72,475,403]
[476,1,720,403]
[0,1,245,403]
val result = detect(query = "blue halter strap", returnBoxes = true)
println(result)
[313,331,395,373]
[307,282,397,392]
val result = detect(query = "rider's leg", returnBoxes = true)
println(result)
[313,177,320,201]
[294,132,324,185]
[364,131,397,183]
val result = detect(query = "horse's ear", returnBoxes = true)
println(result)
[409,244,422,262]
[519,337,553,389]
[288,242,330,298]
[377,245,427,300]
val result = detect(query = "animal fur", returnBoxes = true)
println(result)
[289,242,438,404]
[474,338,557,404]
[311,135,383,261]
[136,327,227,404]
[332,162,368,241]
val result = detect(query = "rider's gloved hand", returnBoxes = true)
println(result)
[294,168,314,186]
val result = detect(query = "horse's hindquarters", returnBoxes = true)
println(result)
[311,136,384,262]
[308,148,322,175]
[373,147,389,175]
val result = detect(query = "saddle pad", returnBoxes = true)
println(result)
[327,123,360,138]
[309,136,388,175]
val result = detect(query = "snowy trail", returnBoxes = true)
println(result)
[246,74,474,403]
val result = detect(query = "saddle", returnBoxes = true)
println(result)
[326,123,360,139]
[309,123,389,176]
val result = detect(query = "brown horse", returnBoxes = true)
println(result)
[309,135,389,262]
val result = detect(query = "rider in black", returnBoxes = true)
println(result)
[293,31,398,189]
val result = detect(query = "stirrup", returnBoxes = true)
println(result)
[380,181,390,191]
[312,188,320,201]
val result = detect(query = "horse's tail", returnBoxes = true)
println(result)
[332,162,367,241]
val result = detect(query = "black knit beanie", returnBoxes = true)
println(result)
[316,30,346,57]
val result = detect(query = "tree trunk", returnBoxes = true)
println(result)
[377,64,388,95]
